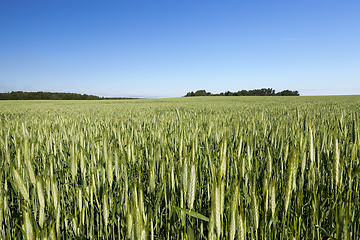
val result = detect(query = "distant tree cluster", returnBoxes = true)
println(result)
[0,91,102,100]
[184,88,299,97]
[184,90,212,97]
[0,91,139,100]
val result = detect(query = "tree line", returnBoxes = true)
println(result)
[0,91,135,100]
[184,88,300,97]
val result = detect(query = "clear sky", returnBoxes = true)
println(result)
[1,1,359,98]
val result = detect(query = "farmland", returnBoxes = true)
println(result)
[0,96,360,239]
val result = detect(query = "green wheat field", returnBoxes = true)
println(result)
[1,96,360,239]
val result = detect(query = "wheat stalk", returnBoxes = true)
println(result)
[24,209,34,240]
[12,168,29,202]
[187,164,196,210]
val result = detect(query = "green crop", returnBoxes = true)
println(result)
[0,96,359,239]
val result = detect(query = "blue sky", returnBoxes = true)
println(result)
[1,1,359,98]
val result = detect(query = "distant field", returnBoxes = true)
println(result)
[0,96,359,239]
